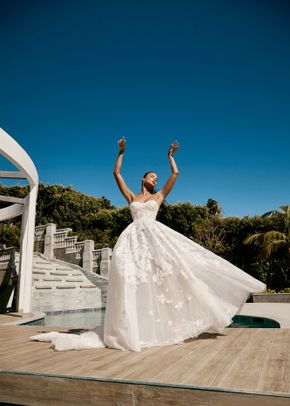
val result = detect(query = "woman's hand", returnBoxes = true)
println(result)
[168,140,180,156]
[118,137,126,153]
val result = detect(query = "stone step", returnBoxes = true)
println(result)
[50,272,69,276]
[55,267,76,272]
[80,285,97,289]
[33,265,56,271]
[34,259,50,264]
[54,267,75,272]
[35,286,52,290]
[66,279,84,283]
[70,273,84,278]
[33,264,51,268]
[56,286,76,289]
[52,264,72,269]
[32,271,47,275]
[33,263,56,268]
[43,278,63,282]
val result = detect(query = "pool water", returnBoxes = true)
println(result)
[24,311,280,329]
[26,309,105,328]
[229,315,280,328]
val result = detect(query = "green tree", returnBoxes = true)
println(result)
[243,206,290,259]
[243,206,290,290]
[206,198,223,217]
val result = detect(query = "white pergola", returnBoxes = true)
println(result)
[0,128,39,314]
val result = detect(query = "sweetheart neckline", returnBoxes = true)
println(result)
[130,200,158,206]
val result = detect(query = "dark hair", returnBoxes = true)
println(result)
[142,171,157,194]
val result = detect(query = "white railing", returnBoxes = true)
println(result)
[34,225,46,241]
[54,233,66,248]
[54,228,72,248]
[75,242,84,259]
[65,236,78,253]
[92,249,102,268]
[56,228,73,234]
[0,247,17,271]
[0,251,12,263]
[32,222,112,277]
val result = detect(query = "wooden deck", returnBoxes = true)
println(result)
[0,321,290,405]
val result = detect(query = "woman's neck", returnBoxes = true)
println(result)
[141,187,152,196]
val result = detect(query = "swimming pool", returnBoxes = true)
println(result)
[22,310,280,329]
[24,308,105,328]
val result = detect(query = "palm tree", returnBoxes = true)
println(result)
[243,205,290,259]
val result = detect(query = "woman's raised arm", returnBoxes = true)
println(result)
[113,137,135,204]
[159,141,179,200]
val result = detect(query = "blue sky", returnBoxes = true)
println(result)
[0,0,289,217]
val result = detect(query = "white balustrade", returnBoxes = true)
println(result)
[75,242,84,259]
[55,228,73,234]
[34,225,46,241]
[54,233,66,248]
[0,252,11,262]
[93,249,102,268]
[0,251,12,269]
[34,223,111,276]
[65,236,78,253]
[53,229,72,248]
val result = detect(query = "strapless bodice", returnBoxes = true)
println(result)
[130,200,159,222]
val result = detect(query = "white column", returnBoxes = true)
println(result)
[0,128,39,315]
[16,186,38,314]
[44,223,57,259]
[83,240,95,272]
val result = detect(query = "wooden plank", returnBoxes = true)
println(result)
[1,324,290,398]
[151,330,245,385]
[0,314,25,325]
[0,373,290,406]
[75,344,162,378]
[126,333,228,382]
[221,327,259,349]
[40,347,130,375]
[0,374,133,406]
[215,329,276,390]
[257,329,290,393]
[106,341,190,378]
[211,391,290,406]
[99,342,187,379]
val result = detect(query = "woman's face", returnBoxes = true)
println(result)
[143,172,158,190]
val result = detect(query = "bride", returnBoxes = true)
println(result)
[30,138,266,351]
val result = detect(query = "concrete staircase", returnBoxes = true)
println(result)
[15,253,107,313]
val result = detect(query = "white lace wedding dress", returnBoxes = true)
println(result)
[30,200,266,351]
